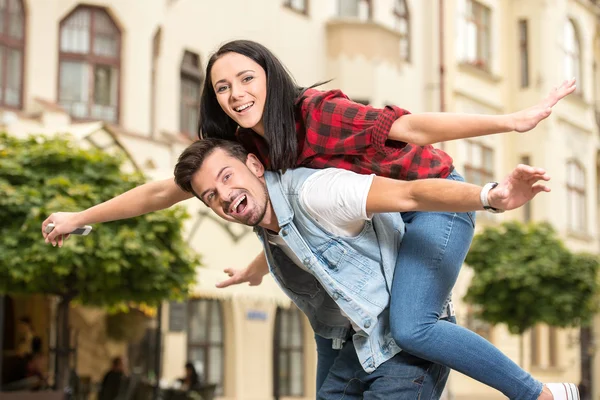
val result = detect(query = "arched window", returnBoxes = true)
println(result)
[567,160,586,232]
[0,0,25,109]
[563,20,581,88]
[58,6,121,122]
[180,50,203,139]
[394,0,410,62]
[188,299,225,395]
[273,306,304,397]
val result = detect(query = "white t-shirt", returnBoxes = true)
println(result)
[267,169,375,330]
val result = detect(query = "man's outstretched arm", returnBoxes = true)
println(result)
[366,165,550,214]
[42,178,193,247]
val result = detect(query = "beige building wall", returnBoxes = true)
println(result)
[5,0,600,399]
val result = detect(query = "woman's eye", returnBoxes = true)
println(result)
[216,85,228,93]
[242,76,254,83]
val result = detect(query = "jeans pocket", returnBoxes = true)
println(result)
[465,210,476,228]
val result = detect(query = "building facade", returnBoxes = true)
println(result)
[2,0,600,399]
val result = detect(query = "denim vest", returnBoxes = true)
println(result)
[256,168,405,373]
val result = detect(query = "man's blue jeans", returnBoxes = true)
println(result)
[317,337,449,399]
[389,171,543,400]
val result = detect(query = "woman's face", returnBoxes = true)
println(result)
[211,52,267,135]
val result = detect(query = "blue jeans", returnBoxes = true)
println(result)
[315,334,340,391]
[389,170,543,400]
[317,337,450,399]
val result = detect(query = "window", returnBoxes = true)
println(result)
[464,140,494,186]
[393,0,410,62]
[150,28,161,137]
[284,0,308,14]
[58,6,121,122]
[188,299,225,395]
[464,140,494,219]
[273,306,304,397]
[563,20,581,90]
[457,0,491,70]
[567,160,586,232]
[519,19,529,88]
[0,0,25,109]
[338,0,371,20]
[180,51,202,139]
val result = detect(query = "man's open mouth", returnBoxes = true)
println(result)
[230,194,248,215]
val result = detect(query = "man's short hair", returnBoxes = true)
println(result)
[174,138,249,196]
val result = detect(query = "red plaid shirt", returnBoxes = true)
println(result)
[236,88,453,180]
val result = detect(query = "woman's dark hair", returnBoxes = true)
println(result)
[185,362,200,385]
[199,40,303,170]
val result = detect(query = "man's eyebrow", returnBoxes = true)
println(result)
[198,166,230,200]
[214,70,255,86]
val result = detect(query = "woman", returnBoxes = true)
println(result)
[178,362,202,392]
[43,40,576,400]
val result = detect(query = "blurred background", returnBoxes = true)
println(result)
[1,0,600,399]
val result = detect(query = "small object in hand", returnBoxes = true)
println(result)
[44,223,93,236]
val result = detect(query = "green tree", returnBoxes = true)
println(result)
[0,133,200,389]
[465,220,600,394]
[465,221,599,334]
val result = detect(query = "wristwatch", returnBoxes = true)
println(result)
[480,182,505,214]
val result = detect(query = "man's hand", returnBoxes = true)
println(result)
[488,165,551,211]
[215,266,265,288]
[511,79,576,133]
[42,212,82,247]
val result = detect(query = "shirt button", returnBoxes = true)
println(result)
[281,229,288,237]
[303,257,310,265]
[364,320,371,329]
[332,292,340,300]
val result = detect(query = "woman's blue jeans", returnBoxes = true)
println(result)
[389,171,542,400]
[314,171,543,399]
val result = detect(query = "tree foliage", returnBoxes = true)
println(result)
[0,133,199,306]
[465,221,599,335]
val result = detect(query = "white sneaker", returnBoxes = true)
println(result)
[546,383,580,400]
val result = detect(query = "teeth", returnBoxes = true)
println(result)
[232,195,246,213]
[235,102,253,112]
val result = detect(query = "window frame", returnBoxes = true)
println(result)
[0,0,26,110]
[187,299,225,395]
[518,19,529,88]
[273,306,305,397]
[179,50,203,139]
[462,0,492,71]
[338,0,373,20]
[393,0,411,62]
[563,19,582,92]
[566,159,587,233]
[57,5,122,123]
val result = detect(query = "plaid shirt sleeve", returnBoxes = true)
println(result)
[298,88,411,156]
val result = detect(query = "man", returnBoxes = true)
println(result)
[172,138,574,400]
[99,357,126,400]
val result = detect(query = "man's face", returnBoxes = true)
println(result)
[192,149,269,227]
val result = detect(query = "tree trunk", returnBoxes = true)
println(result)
[55,295,73,392]
[579,326,594,400]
